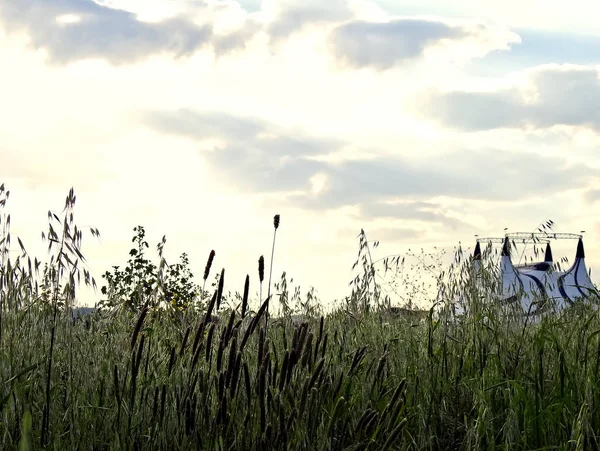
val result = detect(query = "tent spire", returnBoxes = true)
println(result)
[473,241,481,260]
[576,237,585,259]
[502,237,510,257]
[544,242,553,262]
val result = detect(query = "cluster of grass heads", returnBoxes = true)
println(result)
[1,186,600,450]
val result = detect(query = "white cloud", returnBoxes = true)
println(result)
[1,0,600,307]
[55,13,82,24]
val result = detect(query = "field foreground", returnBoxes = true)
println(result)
[1,187,600,450]
[3,298,600,450]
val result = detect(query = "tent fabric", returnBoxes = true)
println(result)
[473,237,596,315]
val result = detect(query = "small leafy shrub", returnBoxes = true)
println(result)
[100,226,201,311]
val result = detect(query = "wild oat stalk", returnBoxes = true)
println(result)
[40,188,98,448]
[0,184,10,345]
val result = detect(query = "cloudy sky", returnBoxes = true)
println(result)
[1,0,599,308]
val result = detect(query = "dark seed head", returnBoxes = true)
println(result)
[216,268,225,310]
[204,250,216,281]
[258,256,265,283]
[273,214,280,230]
[241,275,249,318]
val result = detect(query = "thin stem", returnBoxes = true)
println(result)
[267,228,277,316]
[42,218,68,447]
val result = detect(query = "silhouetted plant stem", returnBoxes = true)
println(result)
[267,214,280,323]
[42,191,74,447]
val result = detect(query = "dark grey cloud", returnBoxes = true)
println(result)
[144,109,595,217]
[0,0,212,64]
[1,0,495,68]
[268,0,353,42]
[2,0,432,65]
[423,65,600,131]
[213,23,261,55]
[146,109,338,157]
[208,145,322,192]
[144,109,337,191]
[329,18,468,69]
[290,149,593,212]
[0,0,357,63]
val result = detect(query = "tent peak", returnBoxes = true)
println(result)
[473,241,481,260]
[544,242,553,262]
[501,237,510,257]
[576,238,585,259]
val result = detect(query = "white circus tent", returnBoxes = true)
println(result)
[471,233,597,316]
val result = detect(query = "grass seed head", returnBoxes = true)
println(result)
[242,275,249,318]
[203,250,215,281]
[216,268,225,310]
[258,256,265,283]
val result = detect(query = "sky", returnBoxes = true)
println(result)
[1,0,600,309]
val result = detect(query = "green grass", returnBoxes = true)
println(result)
[1,187,600,450]
[4,296,600,450]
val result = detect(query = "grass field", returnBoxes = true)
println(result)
[1,187,600,450]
